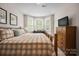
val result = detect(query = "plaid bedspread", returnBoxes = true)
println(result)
[0,33,53,56]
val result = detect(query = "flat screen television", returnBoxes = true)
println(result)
[58,16,69,26]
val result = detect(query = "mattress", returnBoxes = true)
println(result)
[0,33,53,56]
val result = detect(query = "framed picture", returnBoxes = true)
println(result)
[10,13,17,26]
[0,8,7,24]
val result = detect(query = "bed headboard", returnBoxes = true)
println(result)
[0,27,21,29]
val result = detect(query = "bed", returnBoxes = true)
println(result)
[0,32,54,56]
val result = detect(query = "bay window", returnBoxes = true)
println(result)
[24,15,54,34]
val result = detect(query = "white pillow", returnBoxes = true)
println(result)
[13,29,25,36]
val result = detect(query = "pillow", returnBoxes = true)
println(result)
[13,30,20,36]
[19,29,25,34]
[0,29,14,41]
[13,29,25,36]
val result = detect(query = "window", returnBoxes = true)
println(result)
[27,16,34,31]
[25,16,53,33]
[35,18,44,30]
[45,16,51,32]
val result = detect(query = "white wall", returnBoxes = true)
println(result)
[54,3,79,55]
[0,4,24,28]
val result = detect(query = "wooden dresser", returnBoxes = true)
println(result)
[56,26,76,55]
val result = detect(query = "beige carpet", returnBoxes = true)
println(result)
[58,48,65,56]
[52,48,65,56]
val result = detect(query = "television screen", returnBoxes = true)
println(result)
[58,16,69,26]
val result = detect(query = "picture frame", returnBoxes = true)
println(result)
[10,13,17,26]
[0,8,7,24]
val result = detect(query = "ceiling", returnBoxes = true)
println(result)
[0,3,72,17]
